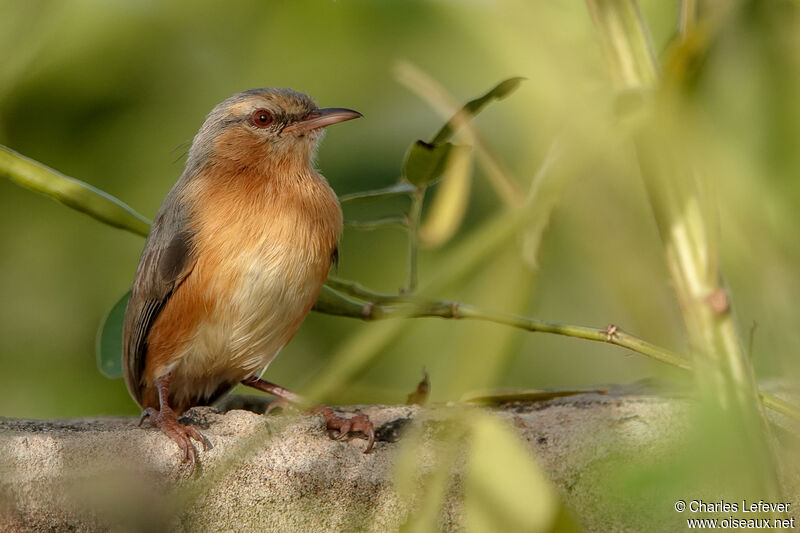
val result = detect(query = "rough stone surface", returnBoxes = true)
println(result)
[0,391,795,532]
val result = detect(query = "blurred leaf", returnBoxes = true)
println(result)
[661,23,712,93]
[394,416,466,533]
[585,0,658,89]
[463,414,566,533]
[0,145,151,237]
[95,290,130,379]
[402,140,459,188]
[431,76,525,145]
[419,144,472,247]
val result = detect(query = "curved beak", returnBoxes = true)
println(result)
[283,107,362,134]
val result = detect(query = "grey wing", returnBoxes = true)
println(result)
[122,188,195,405]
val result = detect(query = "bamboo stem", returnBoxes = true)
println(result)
[586,0,782,497]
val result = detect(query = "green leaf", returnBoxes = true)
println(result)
[0,145,151,237]
[402,140,457,187]
[96,290,130,378]
[431,76,525,145]
[400,77,524,190]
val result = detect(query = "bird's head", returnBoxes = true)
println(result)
[185,88,361,175]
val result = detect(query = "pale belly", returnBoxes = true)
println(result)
[168,241,328,406]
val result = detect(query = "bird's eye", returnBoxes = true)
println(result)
[250,109,274,128]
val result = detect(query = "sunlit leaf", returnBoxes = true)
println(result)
[419,144,472,248]
[463,414,562,532]
[95,290,130,378]
[402,140,458,188]
[0,145,151,237]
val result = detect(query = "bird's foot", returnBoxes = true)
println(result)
[239,376,374,452]
[313,406,375,453]
[139,406,211,471]
[265,397,296,415]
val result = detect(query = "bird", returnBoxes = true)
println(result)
[122,88,373,468]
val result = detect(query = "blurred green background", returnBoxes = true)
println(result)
[1,0,798,419]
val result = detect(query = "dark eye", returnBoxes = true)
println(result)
[250,109,274,128]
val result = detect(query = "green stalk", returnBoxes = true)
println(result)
[318,281,797,420]
[404,187,424,292]
[0,145,150,237]
[586,0,781,497]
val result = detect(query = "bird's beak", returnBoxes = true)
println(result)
[282,107,362,134]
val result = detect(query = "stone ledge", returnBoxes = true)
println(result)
[0,391,793,532]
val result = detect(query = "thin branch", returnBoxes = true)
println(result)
[338,182,416,203]
[326,277,415,304]
[318,280,798,419]
[321,281,689,369]
[344,217,409,231]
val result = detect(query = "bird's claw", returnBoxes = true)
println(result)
[265,398,295,415]
[314,407,375,453]
[138,407,210,473]
[138,407,157,427]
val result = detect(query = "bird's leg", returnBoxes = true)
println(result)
[240,376,375,453]
[139,374,211,470]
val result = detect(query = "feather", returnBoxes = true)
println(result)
[122,181,195,406]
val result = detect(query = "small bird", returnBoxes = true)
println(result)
[122,88,372,467]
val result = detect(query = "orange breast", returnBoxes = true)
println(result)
[142,164,342,411]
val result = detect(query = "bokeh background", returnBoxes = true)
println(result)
[1,0,798,420]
